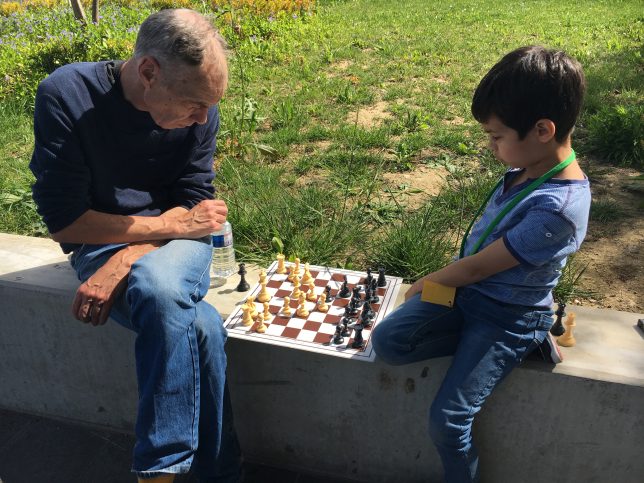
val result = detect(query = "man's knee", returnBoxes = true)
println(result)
[372,322,408,366]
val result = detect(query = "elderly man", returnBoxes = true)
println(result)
[29,9,241,483]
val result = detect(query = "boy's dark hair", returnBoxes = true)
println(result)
[471,45,586,142]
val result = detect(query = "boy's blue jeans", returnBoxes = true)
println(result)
[70,237,241,481]
[371,287,554,483]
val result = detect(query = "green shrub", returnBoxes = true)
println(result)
[586,104,643,168]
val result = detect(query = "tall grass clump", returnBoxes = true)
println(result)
[586,104,643,168]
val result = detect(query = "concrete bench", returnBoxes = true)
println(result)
[1,233,642,482]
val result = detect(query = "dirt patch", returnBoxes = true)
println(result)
[326,60,351,78]
[381,165,448,210]
[572,162,644,312]
[346,101,392,128]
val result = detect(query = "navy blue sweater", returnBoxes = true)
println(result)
[30,61,218,253]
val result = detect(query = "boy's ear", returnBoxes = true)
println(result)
[534,119,556,143]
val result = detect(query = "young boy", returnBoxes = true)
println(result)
[371,46,590,482]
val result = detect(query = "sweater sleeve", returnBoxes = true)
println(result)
[170,105,218,209]
[29,80,91,234]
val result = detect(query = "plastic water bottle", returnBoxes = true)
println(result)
[210,221,236,287]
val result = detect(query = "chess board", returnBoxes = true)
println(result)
[223,261,403,362]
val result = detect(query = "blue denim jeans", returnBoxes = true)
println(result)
[371,287,553,483]
[70,237,241,481]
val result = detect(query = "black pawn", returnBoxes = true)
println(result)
[236,263,250,292]
[550,303,566,336]
[365,267,373,286]
[338,276,351,298]
[377,266,387,287]
[325,285,334,303]
[362,300,375,320]
[370,278,379,303]
[351,323,365,349]
[332,324,344,345]
[341,317,351,336]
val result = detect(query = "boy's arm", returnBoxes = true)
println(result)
[405,238,519,300]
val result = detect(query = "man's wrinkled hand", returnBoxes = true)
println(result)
[72,270,127,326]
[170,199,228,238]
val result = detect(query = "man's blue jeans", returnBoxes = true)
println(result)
[371,287,553,483]
[70,237,241,481]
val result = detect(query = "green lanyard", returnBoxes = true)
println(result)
[459,149,576,258]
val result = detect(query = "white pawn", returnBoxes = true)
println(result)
[306,280,317,302]
[255,313,266,333]
[281,296,292,316]
[262,302,272,323]
[290,276,302,299]
[296,293,309,318]
[301,263,313,285]
[316,294,329,313]
[241,305,254,326]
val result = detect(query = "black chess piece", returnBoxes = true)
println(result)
[235,263,250,292]
[338,276,351,298]
[370,278,379,303]
[332,324,344,345]
[377,266,387,287]
[550,302,566,336]
[351,286,363,306]
[351,323,365,349]
[340,317,351,336]
[365,267,373,286]
[348,298,359,316]
[362,300,375,320]
[324,285,334,303]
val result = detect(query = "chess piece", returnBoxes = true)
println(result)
[255,313,267,333]
[362,300,375,320]
[557,312,576,347]
[340,317,351,336]
[377,266,387,287]
[296,295,309,318]
[290,276,302,298]
[259,269,267,284]
[351,286,362,305]
[348,298,359,316]
[550,303,566,336]
[317,294,329,313]
[281,296,292,316]
[276,254,287,274]
[338,276,351,298]
[288,257,301,282]
[369,278,379,303]
[301,263,313,285]
[246,296,258,317]
[256,276,271,303]
[306,280,317,302]
[236,263,250,292]
[324,285,333,303]
[351,323,365,349]
[332,324,344,345]
[241,305,253,327]
[365,267,373,286]
[262,302,272,323]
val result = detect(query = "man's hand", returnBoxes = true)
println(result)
[164,199,228,238]
[71,241,163,326]
[404,277,427,301]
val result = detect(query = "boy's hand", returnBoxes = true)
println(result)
[405,277,426,301]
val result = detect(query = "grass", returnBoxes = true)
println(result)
[1,0,642,286]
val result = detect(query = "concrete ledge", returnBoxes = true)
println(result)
[1,233,643,482]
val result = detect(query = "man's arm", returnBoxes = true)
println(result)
[50,201,227,244]
[404,238,519,300]
[72,241,165,325]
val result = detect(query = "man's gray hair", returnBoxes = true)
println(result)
[134,8,227,69]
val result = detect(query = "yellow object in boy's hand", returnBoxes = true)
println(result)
[421,280,456,308]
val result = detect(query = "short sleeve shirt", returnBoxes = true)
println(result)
[462,169,591,308]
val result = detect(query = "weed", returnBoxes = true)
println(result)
[589,199,627,223]
[586,104,643,168]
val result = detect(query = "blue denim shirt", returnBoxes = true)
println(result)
[462,169,591,308]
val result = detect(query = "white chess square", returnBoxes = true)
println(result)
[265,324,285,336]
[308,312,326,322]
[318,323,336,335]
[297,330,318,342]
[285,318,306,329]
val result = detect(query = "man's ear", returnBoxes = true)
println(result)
[534,119,556,143]
[138,56,160,89]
